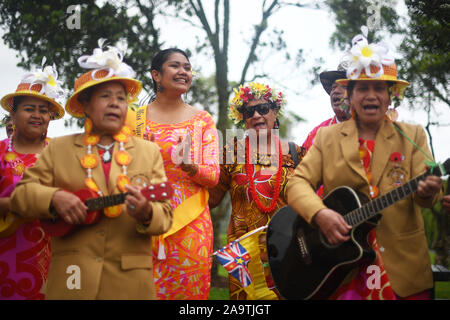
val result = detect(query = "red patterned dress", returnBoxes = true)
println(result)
[0,138,50,300]
[213,138,305,300]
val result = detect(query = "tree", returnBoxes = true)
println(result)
[398,0,450,109]
[0,0,164,126]
[0,1,162,91]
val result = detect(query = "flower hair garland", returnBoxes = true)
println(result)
[21,56,65,100]
[78,38,136,80]
[341,26,395,80]
[229,82,286,126]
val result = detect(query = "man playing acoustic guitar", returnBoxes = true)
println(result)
[286,29,443,300]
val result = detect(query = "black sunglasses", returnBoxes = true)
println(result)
[239,103,276,119]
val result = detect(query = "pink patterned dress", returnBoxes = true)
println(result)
[0,138,51,300]
[145,110,220,300]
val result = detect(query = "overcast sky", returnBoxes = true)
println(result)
[0,1,449,163]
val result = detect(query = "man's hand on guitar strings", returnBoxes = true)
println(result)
[313,208,352,245]
[416,175,442,200]
[51,190,88,225]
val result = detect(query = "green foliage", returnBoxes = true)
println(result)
[398,0,450,108]
[422,207,438,248]
[324,0,403,50]
[0,0,162,98]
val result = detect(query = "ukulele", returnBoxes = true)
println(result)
[41,182,173,237]
[266,159,450,300]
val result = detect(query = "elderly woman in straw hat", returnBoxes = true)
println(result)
[286,27,442,300]
[11,40,173,300]
[0,61,65,299]
[208,82,306,300]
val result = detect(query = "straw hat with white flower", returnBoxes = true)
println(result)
[65,39,142,118]
[1,57,65,120]
[336,26,409,107]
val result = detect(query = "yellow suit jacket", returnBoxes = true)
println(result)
[287,118,439,297]
[11,134,173,299]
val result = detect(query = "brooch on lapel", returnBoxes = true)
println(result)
[387,152,407,186]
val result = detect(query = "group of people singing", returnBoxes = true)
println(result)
[0,29,449,300]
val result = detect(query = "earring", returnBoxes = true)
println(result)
[157,83,164,93]
[273,118,280,129]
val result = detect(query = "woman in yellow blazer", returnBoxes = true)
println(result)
[286,31,442,299]
[10,41,173,299]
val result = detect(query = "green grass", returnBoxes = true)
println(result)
[209,287,230,300]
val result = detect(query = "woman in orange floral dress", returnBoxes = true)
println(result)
[127,48,220,299]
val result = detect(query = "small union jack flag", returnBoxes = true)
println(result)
[215,241,253,287]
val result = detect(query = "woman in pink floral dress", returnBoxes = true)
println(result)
[0,65,65,299]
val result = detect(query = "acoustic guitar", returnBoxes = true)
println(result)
[41,182,173,237]
[266,159,450,300]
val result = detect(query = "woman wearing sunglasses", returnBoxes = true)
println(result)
[208,82,306,300]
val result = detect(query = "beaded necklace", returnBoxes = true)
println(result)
[80,118,133,217]
[245,135,283,213]
[3,132,48,176]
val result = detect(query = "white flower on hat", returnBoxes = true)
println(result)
[341,26,395,80]
[21,57,65,100]
[78,38,135,80]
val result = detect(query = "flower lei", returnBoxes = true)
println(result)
[245,135,283,213]
[80,118,133,218]
[229,82,286,127]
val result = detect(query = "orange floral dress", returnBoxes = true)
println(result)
[144,110,219,300]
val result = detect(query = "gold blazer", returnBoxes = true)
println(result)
[287,118,440,297]
[11,134,173,299]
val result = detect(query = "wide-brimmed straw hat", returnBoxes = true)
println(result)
[335,26,409,95]
[65,39,142,118]
[1,61,65,120]
[319,63,347,95]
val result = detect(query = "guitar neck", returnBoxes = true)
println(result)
[344,171,429,227]
[86,193,129,211]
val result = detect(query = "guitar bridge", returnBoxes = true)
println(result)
[296,229,311,265]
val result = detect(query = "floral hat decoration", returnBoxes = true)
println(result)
[336,26,410,109]
[229,82,286,127]
[65,39,143,118]
[1,57,65,120]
